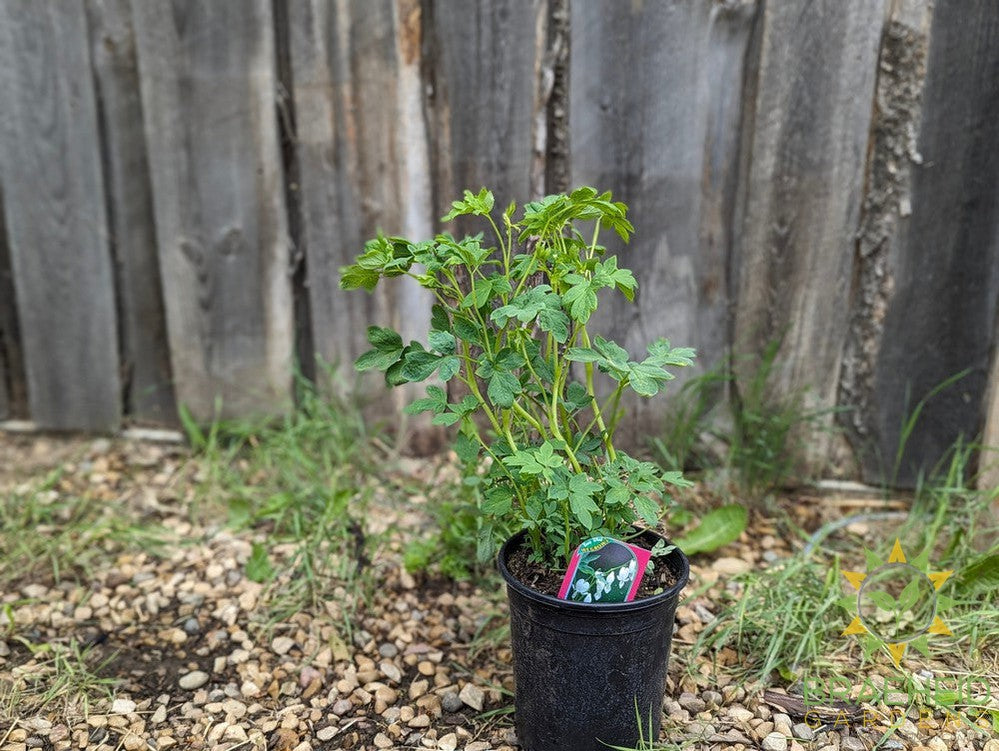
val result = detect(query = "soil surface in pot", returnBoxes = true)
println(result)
[507,533,679,599]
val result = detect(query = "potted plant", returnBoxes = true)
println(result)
[340,187,693,751]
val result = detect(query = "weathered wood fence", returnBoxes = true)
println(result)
[1,0,998,486]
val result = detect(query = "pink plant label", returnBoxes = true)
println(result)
[557,536,651,603]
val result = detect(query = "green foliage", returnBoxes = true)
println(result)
[729,339,817,496]
[187,370,380,637]
[673,504,748,555]
[342,187,695,565]
[652,339,825,497]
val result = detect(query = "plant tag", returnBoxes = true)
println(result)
[557,536,651,603]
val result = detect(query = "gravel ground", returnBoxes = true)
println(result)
[0,433,996,750]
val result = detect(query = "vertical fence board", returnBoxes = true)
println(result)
[732,0,886,467]
[865,0,999,485]
[428,0,548,205]
[0,1,121,430]
[0,204,8,417]
[0,189,23,420]
[570,0,758,434]
[130,0,294,421]
[86,0,176,424]
[288,0,433,414]
[837,0,933,481]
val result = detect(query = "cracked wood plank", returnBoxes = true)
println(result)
[287,0,434,426]
[570,0,759,436]
[866,0,999,485]
[131,0,293,421]
[0,1,121,430]
[732,0,886,469]
[86,0,176,424]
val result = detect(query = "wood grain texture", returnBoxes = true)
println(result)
[570,0,759,434]
[732,0,886,467]
[0,187,24,419]
[427,0,548,205]
[866,0,999,485]
[130,0,294,421]
[0,1,121,430]
[288,0,433,416]
[86,0,176,424]
[837,0,933,480]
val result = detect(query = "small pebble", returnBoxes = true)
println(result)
[441,692,463,713]
[271,636,295,655]
[111,698,136,714]
[178,671,209,690]
[711,557,752,575]
[459,684,485,712]
[378,643,399,658]
[761,732,788,751]
[678,692,706,713]
[380,660,402,683]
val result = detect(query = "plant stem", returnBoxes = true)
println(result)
[580,328,616,461]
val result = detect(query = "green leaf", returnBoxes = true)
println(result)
[632,495,661,526]
[564,382,591,411]
[339,263,381,291]
[645,339,696,369]
[441,187,495,222]
[437,355,460,381]
[868,591,896,611]
[453,316,482,344]
[537,307,569,342]
[487,370,521,408]
[897,577,921,611]
[673,504,748,556]
[605,485,631,507]
[367,325,403,351]
[355,347,399,372]
[400,349,441,382]
[565,347,601,363]
[482,486,514,516]
[662,470,695,488]
[355,326,404,371]
[428,329,456,355]
[246,543,275,583]
[562,275,598,323]
[431,304,451,331]
[628,362,669,397]
[593,256,637,301]
[476,522,497,565]
[454,433,479,463]
[403,385,447,415]
[569,493,600,530]
[569,473,601,502]
[431,411,463,426]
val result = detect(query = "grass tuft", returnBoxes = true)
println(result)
[0,639,117,720]
[0,470,168,589]
[183,370,385,637]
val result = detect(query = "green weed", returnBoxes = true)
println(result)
[0,639,117,719]
[0,470,167,589]
[184,370,382,637]
[695,435,999,730]
[653,339,827,500]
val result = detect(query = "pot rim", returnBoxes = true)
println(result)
[497,528,690,614]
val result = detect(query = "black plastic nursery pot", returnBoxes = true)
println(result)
[497,529,690,751]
